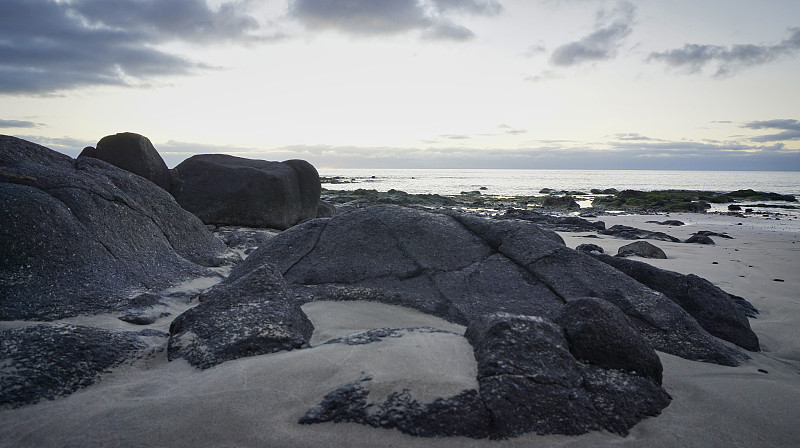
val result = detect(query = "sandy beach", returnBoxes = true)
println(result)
[1,212,799,448]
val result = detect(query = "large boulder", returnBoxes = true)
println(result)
[237,205,744,366]
[170,154,321,230]
[590,254,760,351]
[168,263,314,369]
[617,241,668,259]
[0,136,236,321]
[79,132,172,190]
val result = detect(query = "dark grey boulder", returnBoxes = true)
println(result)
[503,208,605,232]
[0,324,158,408]
[317,199,337,218]
[79,132,172,190]
[617,241,668,259]
[591,254,759,351]
[685,234,715,245]
[647,220,685,226]
[0,136,237,321]
[556,298,663,384]
[576,243,604,253]
[600,225,680,242]
[168,263,314,369]
[466,313,670,437]
[302,312,670,438]
[170,154,321,230]
[238,205,743,366]
[542,195,580,209]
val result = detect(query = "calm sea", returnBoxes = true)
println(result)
[318,169,800,197]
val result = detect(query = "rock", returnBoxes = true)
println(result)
[502,208,605,232]
[542,195,580,209]
[685,234,715,245]
[728,204,742,211]
[556,298,663,384]
[646,220,685,226]
[79,132,172,191]
[465,313,671,437]
[170,154,321,230]
[214,226,280,256]
[617,241,668,259]
[695,230,733,239]
[0,136,237,321]
[590,254,759,351]
[0,324,154,408]
[303,312,671,438]
[600,225,680,242]
[576,243,604,253]
[238,205,743,366]
[168,263,314,369]
[316,200,337,218]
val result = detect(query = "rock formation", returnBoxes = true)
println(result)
[79,132,172,190]
[170,154,321,230]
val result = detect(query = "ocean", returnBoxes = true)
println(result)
[317,169,800,197]
[318,168,800,217]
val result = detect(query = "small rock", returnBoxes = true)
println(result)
[617,241,667,259]
[576,243,604,254]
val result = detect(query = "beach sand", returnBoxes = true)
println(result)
[1,213,798,447]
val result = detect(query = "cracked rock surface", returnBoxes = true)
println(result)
[238,204,745,366]
[0,136,238,321]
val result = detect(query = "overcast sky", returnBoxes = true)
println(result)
[2,0,799,170]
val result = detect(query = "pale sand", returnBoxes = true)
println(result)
[1,213,798,447]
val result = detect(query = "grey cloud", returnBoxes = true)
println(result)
[0,0,263,95]
[743,119,800,142]
[0,119,39,129]
[550,1,635,67]
[612,133,661,141]
[647,28,800,77]
[289,0,500,40]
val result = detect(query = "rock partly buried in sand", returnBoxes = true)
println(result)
[0,324,161,408]
[238,205,743,366]
[168,264,314,369]
[170,154,321,230]
[303,312,671,438]
[0,136,237,321]
[617,241,668,259]
[576,243,604,253]
[591,254,759,351]
[79,132,172,191]
[600,224,680,242]
[685,234,715,245]
[467,313,671,437]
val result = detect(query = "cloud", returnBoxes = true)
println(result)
[550,1,635,67]
[743,119,800,142]
[0,0,266,95]
[289,0,501,41]
[647,27,800,77]
[610,133,662,141]
[0,119,39,129]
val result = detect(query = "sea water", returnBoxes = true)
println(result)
[317,169,800,197]
[318,168,800,218]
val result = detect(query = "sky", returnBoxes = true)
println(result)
[1,0,799,170]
